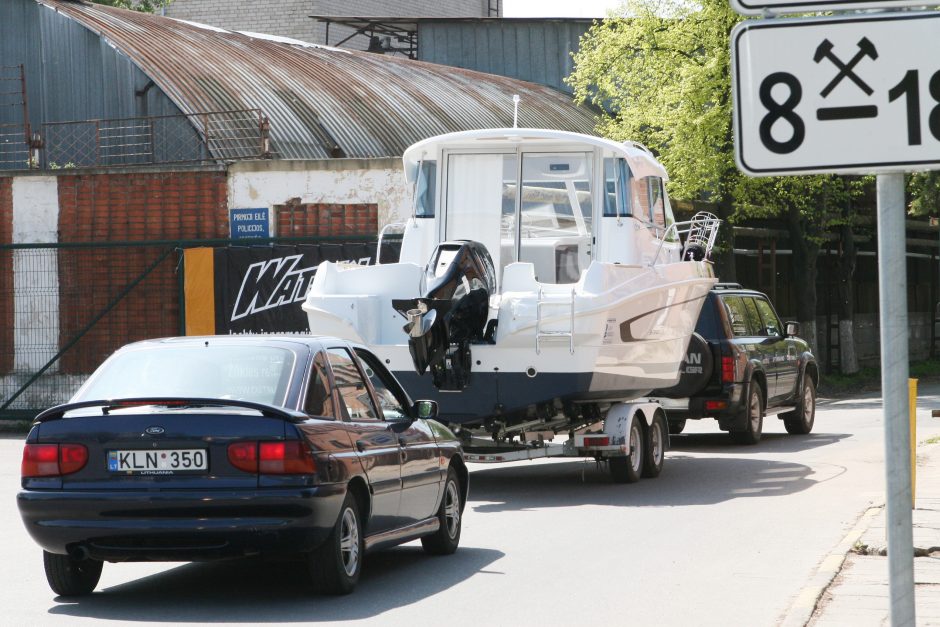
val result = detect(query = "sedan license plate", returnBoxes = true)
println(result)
[108,449,208,474]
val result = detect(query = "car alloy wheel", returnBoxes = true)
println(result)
[443,479,461,539]
[339,506,360,578]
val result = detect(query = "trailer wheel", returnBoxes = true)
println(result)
[609,419,643,484]
[642,411,667,479]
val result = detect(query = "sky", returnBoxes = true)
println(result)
[502,0,623,18]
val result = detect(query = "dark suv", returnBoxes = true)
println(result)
[652,284,818,444]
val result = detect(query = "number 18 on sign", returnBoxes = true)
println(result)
[732,12,940,176]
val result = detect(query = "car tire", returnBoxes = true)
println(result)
[783,375,816,435]
[610,419,643,483]
[730,383,764,445]
[43,550,102,597]
[309,491,363,595]
[642,411,667,478]
[668,419,687,435]
[421,467,463,555]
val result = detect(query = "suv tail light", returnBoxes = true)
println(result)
[721,356,735,383]
[227,441,316,475]
[22,443,88,478]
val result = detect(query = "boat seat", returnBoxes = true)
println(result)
[501,262,539,293]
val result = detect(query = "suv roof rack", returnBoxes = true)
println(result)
[713,282,744,290]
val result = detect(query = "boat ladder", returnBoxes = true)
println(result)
[535,287,575,355]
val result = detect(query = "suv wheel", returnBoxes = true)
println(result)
[783,376,816,435]
[731,383,763,445]
[668,419,686,435]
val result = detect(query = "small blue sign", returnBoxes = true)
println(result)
[229,207,270,240]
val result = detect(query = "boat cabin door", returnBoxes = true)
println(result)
[443,150,594,289]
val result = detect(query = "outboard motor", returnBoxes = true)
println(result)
[393,240,496,390]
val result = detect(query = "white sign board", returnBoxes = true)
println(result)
[733,12,940,176]
[730,0,939,17]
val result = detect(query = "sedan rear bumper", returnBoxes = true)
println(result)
[17,485,345,561]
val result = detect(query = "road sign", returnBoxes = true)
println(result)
[731,0,939,17]
[732,12,940,176]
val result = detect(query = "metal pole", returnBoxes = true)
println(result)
[876,171,915,626]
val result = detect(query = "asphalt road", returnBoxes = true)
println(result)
[3,385,939,626]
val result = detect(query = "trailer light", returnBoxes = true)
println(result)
[583,436,610,447]
[704,400,728,411]
[721,356,735,383]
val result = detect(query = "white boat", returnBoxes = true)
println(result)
[303,128,719,437]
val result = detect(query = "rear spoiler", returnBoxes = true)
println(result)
[34,398,307,423]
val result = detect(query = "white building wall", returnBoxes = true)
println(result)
[11,176,59,373]
[227,158,412,233]
[165,0,492,49]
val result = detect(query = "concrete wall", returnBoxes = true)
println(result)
[165,0,491,49]
[227,158,410,231]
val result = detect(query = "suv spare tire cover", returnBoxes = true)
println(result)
[654,332,713,398]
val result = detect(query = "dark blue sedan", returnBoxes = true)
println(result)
[18,335,467,596]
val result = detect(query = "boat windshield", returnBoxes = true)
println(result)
[445,151,593,286]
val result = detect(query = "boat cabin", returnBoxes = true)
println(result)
[397,128,680,287]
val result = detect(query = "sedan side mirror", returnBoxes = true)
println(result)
[785,321,801,337]
[413,400,438,420]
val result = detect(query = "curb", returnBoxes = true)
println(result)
[779,504,883,627]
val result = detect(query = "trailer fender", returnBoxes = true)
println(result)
[602,401,662,451]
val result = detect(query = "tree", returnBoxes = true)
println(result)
[568,0,870,363]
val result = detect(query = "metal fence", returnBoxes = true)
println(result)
[0,65,30,169]
[0,237,378,421]
[0,108,270,171]
[0,240,182,421]
[41,109,270,169]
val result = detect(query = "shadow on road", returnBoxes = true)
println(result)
[468,438,848,513]
[670,431,851,454]
[47,546,503,622]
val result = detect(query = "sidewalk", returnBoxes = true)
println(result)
[799,444,940,626]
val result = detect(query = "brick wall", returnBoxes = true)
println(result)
[0,178,12,374]
[275,201,378,237]
[56,171,228,373]
[166,0,489,49]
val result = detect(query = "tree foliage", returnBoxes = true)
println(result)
[568,0,871,237]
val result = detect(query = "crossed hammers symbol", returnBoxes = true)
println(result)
[813,37,879,98]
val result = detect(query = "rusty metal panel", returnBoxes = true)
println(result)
[33,1,598,160]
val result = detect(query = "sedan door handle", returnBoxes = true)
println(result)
[355,440,367,453]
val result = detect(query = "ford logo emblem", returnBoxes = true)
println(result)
[145,426,165,435]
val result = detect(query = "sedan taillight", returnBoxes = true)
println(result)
[227,441,316,475]
[22,443,88,478]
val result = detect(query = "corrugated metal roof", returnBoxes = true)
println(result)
[39,0,599,160]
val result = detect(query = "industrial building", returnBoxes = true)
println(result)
[0,0,599,417]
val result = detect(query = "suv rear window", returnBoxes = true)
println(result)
[694,296,721,338]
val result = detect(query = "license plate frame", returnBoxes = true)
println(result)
[108,449,208,474]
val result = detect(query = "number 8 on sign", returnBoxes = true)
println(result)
[759,72,805,154]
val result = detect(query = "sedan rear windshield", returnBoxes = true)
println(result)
[74,345,295,407]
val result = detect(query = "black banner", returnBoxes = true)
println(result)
[213,242,376,334]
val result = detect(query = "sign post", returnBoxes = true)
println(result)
[730,11,933,625]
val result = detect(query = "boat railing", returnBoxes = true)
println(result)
[651,211,721,266]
